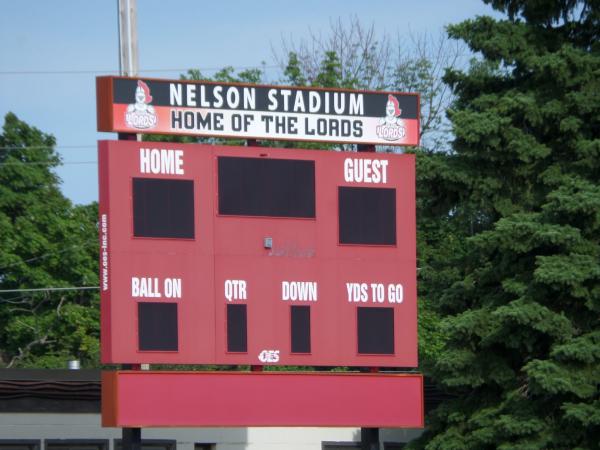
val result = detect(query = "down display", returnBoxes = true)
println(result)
[99,140,416,367]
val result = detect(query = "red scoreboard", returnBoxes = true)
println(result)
[99,140,416,367]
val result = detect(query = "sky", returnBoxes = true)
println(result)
[0,0,501,205]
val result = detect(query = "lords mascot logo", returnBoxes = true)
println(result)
[125,80,158,130]
[376,95,406,141]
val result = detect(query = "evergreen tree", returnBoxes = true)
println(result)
[413,1,599,448]
[0,113,99,368]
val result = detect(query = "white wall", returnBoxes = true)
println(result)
[0,413,422,449]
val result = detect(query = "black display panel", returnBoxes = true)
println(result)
[133,178,195,238]
[227,304,247,352]
[291,306,311,353]
[138,302,178,351]
[218,157,315,218]
[357,307,394,355]
[339,187,396,245]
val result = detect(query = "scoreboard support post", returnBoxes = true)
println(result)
[117,132,137,141]
[356,144,376,153]
[120,348,143,448]
[361,428,380,450]
[121,364,142,450]
[123,427,141,450]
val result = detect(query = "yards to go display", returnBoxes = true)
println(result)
[346,282,404,304]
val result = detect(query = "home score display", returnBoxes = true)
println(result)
[99,140,416,367]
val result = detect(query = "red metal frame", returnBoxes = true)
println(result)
[99,140,416,367]
[102,371,424,428]
[96,76,421,147]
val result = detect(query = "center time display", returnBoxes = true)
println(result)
[99,140,416,367]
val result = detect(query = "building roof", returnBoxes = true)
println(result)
[0,369,450,415]
[0,369,100,413]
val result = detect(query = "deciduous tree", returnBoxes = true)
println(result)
[0,113,99,368]
[277,17,464,150]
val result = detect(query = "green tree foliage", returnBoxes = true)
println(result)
[0,113,99,368]
[412,0,600,448]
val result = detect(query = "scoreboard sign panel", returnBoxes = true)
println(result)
[96,76,420,146]
[99,140,416,367]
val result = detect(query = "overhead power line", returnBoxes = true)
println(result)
[0,240,97,272]
[0,286,99,294]
[0,161,96,166]
[0,145,95,151]
[0,65,279,76]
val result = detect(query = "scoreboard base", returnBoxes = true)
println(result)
[102,371,423,428]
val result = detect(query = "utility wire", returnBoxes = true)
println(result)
[0,286,99,293]
[0,65,279,76]
[0,240,97,272]
[0,145,95,151]
[0,161,96,167]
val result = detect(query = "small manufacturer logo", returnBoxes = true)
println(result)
[125,80,158,130]
[376,94,406,141]
[258,349,280,363]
